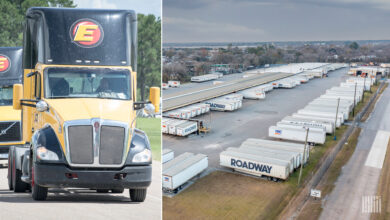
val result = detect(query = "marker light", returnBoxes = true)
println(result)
[36,146,59,161]
[132,149,152,163]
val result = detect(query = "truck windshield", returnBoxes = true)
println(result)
[0,86,13,106]
[45,68,131,100]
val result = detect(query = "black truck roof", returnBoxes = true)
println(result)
[0,47,22,86]
[24,7,137,69]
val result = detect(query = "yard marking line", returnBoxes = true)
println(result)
[365,130,390,169]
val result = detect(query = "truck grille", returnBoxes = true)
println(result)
[68,126,93,164]
[0,121,21,142]
[65,119,128,167]
[100,126,125,164]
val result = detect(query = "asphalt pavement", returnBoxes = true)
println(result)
[163,68,350,168]
[320,81,390,220]
[0,160,161,220]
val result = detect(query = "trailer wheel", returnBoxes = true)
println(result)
[129,188,147,202]
[111,188,124,193]
[96,189,109,193]
[31,166,48,201]
[7,148,13,190]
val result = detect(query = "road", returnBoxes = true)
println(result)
[163,67,349,168]
[0,160,161,220]
[320,82,390,219]
[163,72,293,111]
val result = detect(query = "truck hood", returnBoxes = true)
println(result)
[45,98,133,124]
[0,106,21,121]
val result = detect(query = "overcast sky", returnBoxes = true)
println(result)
[163,0,390,43]
[73,0,161,17]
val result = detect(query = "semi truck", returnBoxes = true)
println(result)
[8,8,160,202]
[0,47,23,162]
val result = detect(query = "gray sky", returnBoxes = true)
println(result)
[73,0,161,17]
[163,0,390,43]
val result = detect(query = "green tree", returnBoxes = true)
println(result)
[0,0,75,46]
[137,14,161,101]
[349,41,359,50]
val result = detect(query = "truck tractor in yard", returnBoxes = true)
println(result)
[0,48,25,190]
[8,7,160,201]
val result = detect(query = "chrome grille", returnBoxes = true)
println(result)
[64,119,129,167]
[68,126,93,164]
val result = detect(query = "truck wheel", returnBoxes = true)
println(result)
[13,169,28,192]
[7,149,13,190]
[31,166,48,201]
[111,188,124,193]
[96,189,109,193]
[129,188,147,202]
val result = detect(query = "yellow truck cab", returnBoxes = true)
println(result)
[0,47,23,160]
[8,7,160,201]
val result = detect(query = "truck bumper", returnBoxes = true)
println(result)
[34,163,152,189]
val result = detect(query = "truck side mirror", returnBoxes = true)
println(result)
[149,87,160,113]
[13,84,23,110]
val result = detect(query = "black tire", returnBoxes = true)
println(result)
[96,189,109,193]
[31,166,48,201]
[7,149,13,190]
[111,188,124,193]
[13,169,28,192]
[129,188,147,202]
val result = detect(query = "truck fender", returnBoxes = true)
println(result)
[125,128,151,164]
[14,145,29,171]
[31,126,65,163]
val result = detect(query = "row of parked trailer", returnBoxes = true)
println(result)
[191,73,223,82]
[162,118,198,136]
[268,76,372,145]
[164,103,210,119]
[219,139,309,181]
[162,150,208,193]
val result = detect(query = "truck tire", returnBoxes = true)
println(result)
[130,188,147,202]
[31,166,48,201]
[7,149,13,190]
[111,188,124,193]
[96,189,109,193]
[13,169,28,192]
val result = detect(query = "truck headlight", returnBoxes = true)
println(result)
[132,149,152,163]
[36,146,60,161]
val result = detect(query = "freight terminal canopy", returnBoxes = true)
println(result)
[24,7,137,70]
[0,47,22,86]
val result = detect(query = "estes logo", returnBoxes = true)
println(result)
[70,19,104,48]
[0,55,10,72]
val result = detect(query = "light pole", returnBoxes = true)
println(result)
[333,98,340,140]
[298,127,309,186]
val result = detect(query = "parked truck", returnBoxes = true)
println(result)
[0,47,23,163]
[8,8,160,201]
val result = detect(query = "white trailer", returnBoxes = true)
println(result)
[226,147,295,172]
[162,83,169,89]
[162,118,176,133]
[269,125,326,144]
[297,109,344,123]
[176,121,198,136]
[281,116,333,133]
[238,89,266,99]
[240,143,302,168]
[308,101,353,113]
[326,90,362,100]
[303,106,349,120]
[163,152,194,171]
[243,138,309,163]
[277,121,327,134]
[162,148,174,163]
[163,154,208,191]
[220,150,290,180]
[320,94,359,103]
[191,74,219,82]
[292,113,341,128]
[168,80,180,88]
[168,120,187,135]
[222,93,244,101]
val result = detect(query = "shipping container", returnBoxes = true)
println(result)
[163,154,208,191]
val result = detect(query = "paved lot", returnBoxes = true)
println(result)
[163,68,349,168]
[320,83,390,220]
[0,160,161,220]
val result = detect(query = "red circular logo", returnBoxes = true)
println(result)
[70,19,104,48]
[0,55,10,72]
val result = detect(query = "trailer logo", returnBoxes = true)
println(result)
[231,159,272,173]
[70,19,104,48]
[0,55,10,72]
[275,130,282,135]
